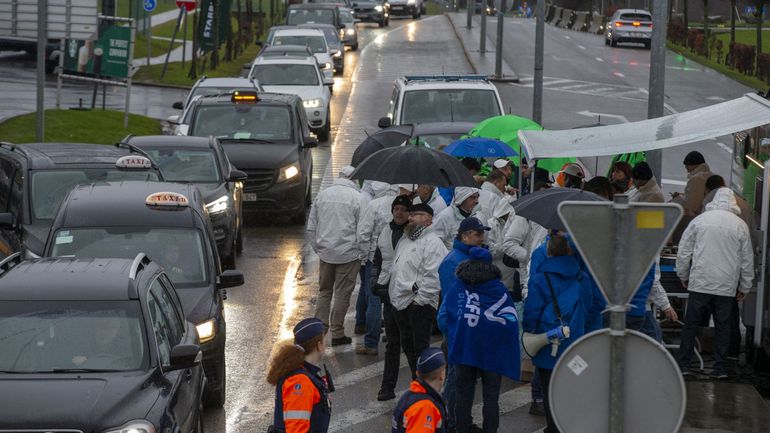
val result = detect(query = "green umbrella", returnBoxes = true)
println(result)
[468,115,575,171]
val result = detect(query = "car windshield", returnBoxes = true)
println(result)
[141,149,221,183]
[0,301,147,373]
[400,89,501,124]
[411,132,465,148]
[273,35,327,53]
[30,169,160,221]
[252,64,320,86]
[51,228,208,285]
[340,9,354,22]
[287,8,335,25]
[189,105,293,141]
[619,13,651,21]
[316,27,341,44]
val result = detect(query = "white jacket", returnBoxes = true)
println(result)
[307,178,365,264]
[677,188,754,297]
[503,214,546,297]
[647,257,672,311]
[487,215,517,290]
[413,189,447,217]
[357,183,398,262]
[388,227,448,311]
[432,205,478,248]
[377,222,403,285]
[478,181,504,223]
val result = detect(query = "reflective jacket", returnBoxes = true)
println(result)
[389,227,448,311]
[273,363,331,433]
[307,177,364,264]
[391,380,446,433]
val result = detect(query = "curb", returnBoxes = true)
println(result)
[130,79,192,90]
[445,12,479,74]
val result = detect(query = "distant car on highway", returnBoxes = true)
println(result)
[271,27,335,80]
[605,8,652,48]
[349,0,388,29]
[387,0,424,19]
[287,3,345,29]
[299,23,346,75]
[339,7,363,49]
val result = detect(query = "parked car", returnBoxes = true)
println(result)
[605,8,652,48]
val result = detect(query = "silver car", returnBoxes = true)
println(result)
[605,9,652,49]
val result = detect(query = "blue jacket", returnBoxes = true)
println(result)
[524,253,595,370]
[437,239,474,340]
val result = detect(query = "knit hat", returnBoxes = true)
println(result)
[683,151,705,166]
[417,347,446,375]
[409,203,434,216]
[293,318,324,345]
[469,246,493,263]
[392,194,413,212]
[339,165,355,178]
[631,161,653,181]
[454,187,480,205]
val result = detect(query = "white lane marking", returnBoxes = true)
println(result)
[713,140,732,154]
[555,83,598,90]
[662,179,687,186]
[613,71,625,78]
[595,57,605,62]
[578,45,586,50]
[576,110,629,123]
[707,96,727,101]
[563,35,571,39]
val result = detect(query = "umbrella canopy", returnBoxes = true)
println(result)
[444,137,518,158]
[350,145,477,187]
[351,125,413,166]
[513,188,606,230]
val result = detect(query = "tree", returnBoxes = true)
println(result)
[684,0,689,45]
[730,0,736,45]
[703,0,709,57]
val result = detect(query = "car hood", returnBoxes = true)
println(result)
[261,85,325,102]
[176,284,216,325]
[0,372,158,430]
[221,142,299,170]
[23,222,51,257]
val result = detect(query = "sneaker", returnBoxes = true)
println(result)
[354,325,366,335]
[528,401,546,416]
[355,346,379,356]
[331,336,352,346]
[377,387,396,401]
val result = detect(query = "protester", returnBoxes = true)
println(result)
[414,184,448,216]
[478,170,508,223]
[671,151,712,217]
[373,195,412,401]
[523,232,596,433]
[486,200,516,290]
[308,166,365,346]
[433,187,482,248]
[391,347,448,433]
[610,161,634,194]
[677,187,754,378]
[583,176,614,200]
[628,161,664,203]
[439,158,482,205]
[437,217,489,431]
[389,203,448,376]
[267,318,332,433]
[450,247,520,433]
[521,164,552,196]
[558,163,584,189]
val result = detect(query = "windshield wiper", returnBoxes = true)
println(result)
[218,137,275,144]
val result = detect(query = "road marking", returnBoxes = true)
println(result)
[662,179,687,186]
[707,96,727,101]
[471,386,532,420]
[613,71,625,78]
[563,35,572,39]
[578,45,586,50]
[577,110,629,123]
[595,57,605,62]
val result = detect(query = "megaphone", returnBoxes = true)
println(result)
[522,326,570,357]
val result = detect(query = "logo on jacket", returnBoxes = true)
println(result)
[292,383,303,395]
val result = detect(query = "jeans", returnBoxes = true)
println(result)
[364,264,383,348]
[443,362,457,430]
[531,368,543,401]
[641,309,663,342]
[380,301,402,392]
[537,367,558,433]
[455,364,502,433]
[678,291,733,374]
[394,303,436,378]
[729,299,741,356]
[355,262,371,328]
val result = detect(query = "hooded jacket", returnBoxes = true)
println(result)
[414,187,448,217]
[478,181,504,225]
[486,201,516,289]
[502,214,547,297]
[357,182,399,262]
[307,177,365,264]
[389,226,448,311]
[437,239,474,340]
[433,204,479,248]
[376,220,407,286]
[677,188,754,297]
[682,163,712,217]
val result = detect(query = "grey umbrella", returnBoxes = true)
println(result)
[513,187,606,230]
[350,125,414,167]
[349,145,477,187]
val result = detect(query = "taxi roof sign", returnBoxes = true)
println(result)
[232,90,259,103]
[116,155,152,170]
[146,192,190,208]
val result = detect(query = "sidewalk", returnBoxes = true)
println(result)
[446,11,519,82]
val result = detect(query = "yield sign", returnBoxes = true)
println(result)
[557,200,683,306]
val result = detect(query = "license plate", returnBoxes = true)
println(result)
[356,13,368,18]
[632,32,644,37]
[243,193,257,202]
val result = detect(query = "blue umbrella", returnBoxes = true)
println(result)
[444,137,518,158]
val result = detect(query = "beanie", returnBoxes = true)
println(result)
[391,194,413,212]
[683,151,705,166]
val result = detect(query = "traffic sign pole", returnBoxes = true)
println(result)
[609,195,630,433]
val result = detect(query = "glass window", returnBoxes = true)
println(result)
[400,89,501,124]
[151,279,185,345]
[9,168,22,220]
[0,158,15,212]
[30,169,160,220]
[189,105,294,141]
[411,132,465,149]
[619,13,651,21]
[287,8,335,25]
[147,293,173,366]
[143,149,221,183]
[0,301,147,372]
[50,228,208,285]
[252,64,320,86]
[340,9,354,23]
[273,35,327,53]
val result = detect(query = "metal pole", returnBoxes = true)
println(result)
[480,5,487,53]
[532,0,545,123]
[467,0,473,28]
[161,7,185,79]
[646,0,669,182]
[36,0,47,142]
[56,38,64,109]
[182,7,187,68]
[494,0,505,78]
[125,19,134,129]
[609,194,630,433]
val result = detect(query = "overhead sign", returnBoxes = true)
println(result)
[63,24,132,79]
[0,0,98,40]
[557,200,682,305]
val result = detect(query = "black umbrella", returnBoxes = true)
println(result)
[350,145,477,187]
[350,125,414,166]
[513,188,606,230]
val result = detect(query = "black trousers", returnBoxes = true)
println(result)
[455,364,501,433]
[380,301,402,392]
[537,367,559,433]
[678,291,733,374]
[394,302,436,379]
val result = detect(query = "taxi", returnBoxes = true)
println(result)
[43,181,244,408]
[0,253,206,433]
[0,142,162,258]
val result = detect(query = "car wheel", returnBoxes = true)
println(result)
[378,19,385,27]
[204,350,226,408]
[317,112,331,142]
[352,42,359,51]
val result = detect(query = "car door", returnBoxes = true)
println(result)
[296,102,313,189]
[0,155,23,258]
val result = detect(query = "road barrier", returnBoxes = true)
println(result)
[552,7,564,27]
[575,11,590,32]
[589,14,605,34]
[560,9,573,29]
[545,4,556,23]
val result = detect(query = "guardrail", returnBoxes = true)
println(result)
[545,4,607,34]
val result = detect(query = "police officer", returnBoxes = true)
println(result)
[267,318,332,433]
[392,347,448,433]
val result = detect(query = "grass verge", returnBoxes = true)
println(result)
[667,41,768,91]
[0,110,161,144]
[133,33,183,60]
[426,1,445,15]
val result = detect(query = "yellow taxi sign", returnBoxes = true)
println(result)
[116,155,152,170]
[231,90,258,103]
[146,192,189,208]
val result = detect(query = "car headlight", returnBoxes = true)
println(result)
[196,319,216,344]
[374,4,383,11]
[346,28,356,35]
[277,162,301,183]
[206,195,230,214]
[103,420,156,433]
[407,0,415,5]
[303,98,322,108]
[333,50,343,57]
[321,62,332,70]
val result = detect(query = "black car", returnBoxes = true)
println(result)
[0,254,205,432]
[183,92,318,224]
[351,0,389,27]
[44,181,244,407]
[0,142,163,259]
[125,135,248,269]
[286,3,344,29]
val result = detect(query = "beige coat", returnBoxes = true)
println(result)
[630,176,665,203]
[683,163,712,217]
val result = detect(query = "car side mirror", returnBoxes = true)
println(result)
[323,77,334,86]
[172,101,184,110]
[241,63,252,78]
[352,2,358,5]
[167,114,180,125]
[0,213,14,229]
[255,40,264,46]
[169,343,201,370]
[331,49,341,57]
[217,269,244,288]
[229,169,248,181]
[378,117,392,128]
[303,136,319,148]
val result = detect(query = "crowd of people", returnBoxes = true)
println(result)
[267,150,755,433]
